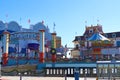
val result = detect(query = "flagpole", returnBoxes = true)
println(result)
[28,19,31,28]
[20,18,21,25]
[97,19,100,25]
[85,20,87,27]
[5,14,8,31]
[53,22,56,33]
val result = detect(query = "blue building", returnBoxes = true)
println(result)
[0,20,62,59]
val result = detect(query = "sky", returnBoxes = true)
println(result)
[0,0,120,47]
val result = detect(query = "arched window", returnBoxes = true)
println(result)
[89,29,93,33]
[104,34,108,38]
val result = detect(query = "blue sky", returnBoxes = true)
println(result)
[0,0,120,47]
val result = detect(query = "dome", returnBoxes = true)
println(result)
[8,21,21,31]
[33,22,52,40]
[33,22,46,31]
[0,21,5,30]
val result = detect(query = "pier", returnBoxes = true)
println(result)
[97,61,120,80]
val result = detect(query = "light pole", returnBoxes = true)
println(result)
[19,73,22,80]
[64,69,67,80]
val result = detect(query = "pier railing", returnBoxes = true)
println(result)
[97,61,120,80]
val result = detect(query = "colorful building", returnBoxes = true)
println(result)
[73,24,120,61]
[0,20,62,64]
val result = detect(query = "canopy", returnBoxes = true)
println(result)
[20,48,26,53]
[88,33,110,41]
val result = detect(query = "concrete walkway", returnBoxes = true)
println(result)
[1,76,96,80]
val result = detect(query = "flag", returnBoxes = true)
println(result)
[47,25,48,29]
[20,18,21,21]
[5,14,8,23]
[20,18,21,24]
[53,22,56,32]
[97,20,100,23]
[85,21,87,26]
[42,20,44,24]
[64,44,68,53]
[65,44,67,48]
[5,14,8,18]
[54,22,56,27]
[28,19,31,23]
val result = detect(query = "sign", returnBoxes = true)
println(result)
[93,48,101,54]
[10,32,38,40]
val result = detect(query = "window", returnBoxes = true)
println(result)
[112,33,116,38]
[104,34,108,38]
[78,37,81,41]
[93,68,96,74]
[89,29,93,33]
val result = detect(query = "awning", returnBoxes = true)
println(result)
[9,47,16,53]
[20,48,26,53]
[28,43,39,50]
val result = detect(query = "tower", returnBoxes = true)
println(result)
[51,33,57,62]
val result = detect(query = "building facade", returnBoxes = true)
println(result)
[0,20,62,59]
[73,24,120,61]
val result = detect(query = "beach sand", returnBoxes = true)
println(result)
[1,76,96,80]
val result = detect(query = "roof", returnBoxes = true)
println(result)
[0,30,15,34]
[88,33,110,41]
[43,62,96,68]
[97,60,120,64]
[73,36,85,42]
[104,32,120,38]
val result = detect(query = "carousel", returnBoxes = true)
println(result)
[81,31,114,61]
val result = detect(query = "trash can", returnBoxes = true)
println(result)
[74,71,79,80]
